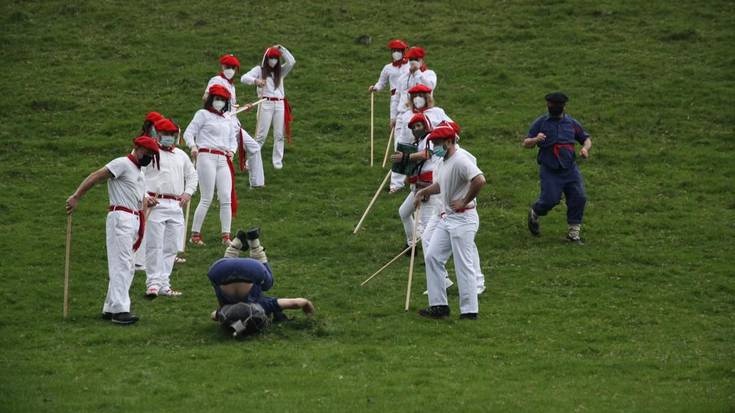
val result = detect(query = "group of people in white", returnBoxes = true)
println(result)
[65,45,296,324]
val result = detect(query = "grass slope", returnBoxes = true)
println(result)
[0,0,733,411]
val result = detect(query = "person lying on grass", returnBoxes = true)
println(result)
[208,227,315,337]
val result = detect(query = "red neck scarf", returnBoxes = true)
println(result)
[160,145,175,153]
[127,154,141,169]
[206,107,225,117]
[392,58,407,68]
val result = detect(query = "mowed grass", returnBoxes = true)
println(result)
[1,0,734,411]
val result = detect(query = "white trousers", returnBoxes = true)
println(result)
[390,112,412,190]
[425,210,480,314]
[423,210,485,290]
[144,199,184,290]
[398,189,441,247]
[134,233,146,267]
[192,152,232,234]
[240,128,264,187]
[103,211,138,313]
[255,100,285,168]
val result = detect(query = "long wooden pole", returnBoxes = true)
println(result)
[63,214,72,319]
[404,205,421,311]
[352,170,391,234]
[381,126,395,168]
[360,245,412,286]
[370,92,374,167]
[182,159,195,252]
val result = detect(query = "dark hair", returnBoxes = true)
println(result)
[203,94,231,112]
[261,59,282,88]
[141,120,155,136]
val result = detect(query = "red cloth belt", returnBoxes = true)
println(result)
[390,89,396,96]
[147,192,180,201]
[408,171,433,184]
[441,205,476,216]
[197,148,238,217]
[553,143,576,159]
[263,97,294,144]
[108,205,145,251]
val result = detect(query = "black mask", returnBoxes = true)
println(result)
[412,129,427,140]
[139,154,153,166]
[548,105,564,118]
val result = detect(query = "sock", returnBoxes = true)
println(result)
[224,238,243,258]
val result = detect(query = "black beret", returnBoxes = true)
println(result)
[545,92,569,103]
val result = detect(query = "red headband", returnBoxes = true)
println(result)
[408,84,432,94]
[405,47,425,59]
[219,54,240,68]
[265,47,281,58]
[387,39,408,50]
[154,118,179,133]
[208,84,231,99]
[145,111,164,123]
[426,125,457,142]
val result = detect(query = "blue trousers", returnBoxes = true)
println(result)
[532,165,587,225]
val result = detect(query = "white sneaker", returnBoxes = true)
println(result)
[159,288,182,297]
[145,286,159,298]
[273,163,283,170]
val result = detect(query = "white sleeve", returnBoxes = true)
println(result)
[228,123,238,152]
[390,95,399,120]
[373,65,389,91]
[183,110,205,149]
[416,70,437,90]
[182,152,198,195]
[240,66,261,85]
[105,157,127,179]
[280,46,296,77]
[460,156,483,181]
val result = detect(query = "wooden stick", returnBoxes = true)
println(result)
[63,213,72,319]
[352,170,391,234]
[182,159,195,252]
[381,126,395,168]
[232,98,267,115]
[360,245,412,286]
[405,205,421,311]
[370,92,374,167]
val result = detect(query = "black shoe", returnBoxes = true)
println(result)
[246,227,260,241]
[566,234,584,245]
[235,229,248,245]
[418,305,450,319]
[101,312,113,320]
[459,313,478,320]
[527,208,540,236]
[111,312,139,325]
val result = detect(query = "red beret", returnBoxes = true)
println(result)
[133,136,160,153]
[208,84,231,99]
[145,112,164,123]
[265,47,282,58]
[387,39,408,50]
[437,120,461,134]
[405,47,425,59]
[154,118,179,133]
[426,125,457,142]
[408,113,428,129]
[219,54,240,68]
[408,84,432,94]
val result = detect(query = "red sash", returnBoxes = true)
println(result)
[553,143,575,159]
[108,205,145,251]
[199,148,238,217]
[284,98,293,144]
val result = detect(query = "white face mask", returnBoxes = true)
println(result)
[413,96,426,109]
[268,58,278,68]
[223,68,235,79]
[159,135,176,147]
[212,99,226,111]
[392,51,403,61]
[409,60,421,70]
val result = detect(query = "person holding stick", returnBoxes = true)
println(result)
[204,54,265,189]
[241,45,296,170]
[184,84,239,246]
[210,228,315,338]
[368,39,409,132]
[414,125,486,320]
[391,47,437,193]
[523,92,591,243]
[65,136,161,325]
[142,118,198,298]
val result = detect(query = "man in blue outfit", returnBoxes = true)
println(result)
[208,227,315,337]
[523,92,592,243]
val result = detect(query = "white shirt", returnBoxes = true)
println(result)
[372,62,409,119]
[143,148,198,197]
[396,68,438,115]
[105,156,145,210]
[434,148,483,213]
[205,75,237,107]
[401,106,452,143]
[183,109,238,152]
[240,46,296,99]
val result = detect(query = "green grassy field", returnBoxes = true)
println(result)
[1,0,733,411]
